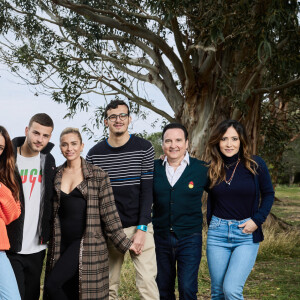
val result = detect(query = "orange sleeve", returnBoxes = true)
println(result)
[0,183,21,225]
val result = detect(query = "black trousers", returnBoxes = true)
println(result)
[7,250,46,300]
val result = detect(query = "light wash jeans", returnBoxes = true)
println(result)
[0,251,21,300]
[206,216,259,300]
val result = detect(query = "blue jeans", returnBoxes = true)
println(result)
[206,216,259,300]
[0,251,21,300]
[154,232,202,300]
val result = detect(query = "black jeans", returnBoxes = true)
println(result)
[7,250,46,300]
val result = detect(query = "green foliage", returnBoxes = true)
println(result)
[134,131,163,158]
[259,99,300,182]
[0,0,299,167]
[278,139,300,184]
[145,132,163,159]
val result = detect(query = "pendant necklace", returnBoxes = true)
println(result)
[224,159,240,185]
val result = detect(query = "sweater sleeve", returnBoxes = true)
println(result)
[138,144,155,226]
[98,171,132,253]
[86,149,93,164]
[0,183,21,225]
[252,157,275,226]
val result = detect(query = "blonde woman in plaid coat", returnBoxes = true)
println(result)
[44,128,137,300]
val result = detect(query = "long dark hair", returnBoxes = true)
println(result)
[205,120,258,188]
[0,126,19,200]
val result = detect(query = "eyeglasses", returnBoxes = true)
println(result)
[106,113,129,122]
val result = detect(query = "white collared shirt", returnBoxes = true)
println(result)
[163,152,190,187]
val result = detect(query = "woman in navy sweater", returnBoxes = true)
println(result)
[206,120,274,300]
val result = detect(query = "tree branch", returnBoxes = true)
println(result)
[252,78,300,95]
[51,0,185,83]
[170,17,194,85]
[88,74,175,122]
[290,133,300,143]
[186,44,216,56]
[155,50,184,114]
[243,36,290,92]
[198,51,216,79]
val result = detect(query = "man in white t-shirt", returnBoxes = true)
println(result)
[7,113,56,300]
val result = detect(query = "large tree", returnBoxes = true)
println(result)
[0,0,299,160]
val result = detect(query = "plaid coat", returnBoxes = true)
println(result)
[45,158,132,300]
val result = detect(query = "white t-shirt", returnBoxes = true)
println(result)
[17,153,47,254]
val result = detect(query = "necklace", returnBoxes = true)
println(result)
[225,159,239,169]
[224,159,240,185]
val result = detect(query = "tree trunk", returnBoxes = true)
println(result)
[289,172,295,186]
[180,90,220,159]
[176,45,263,159]
[178,89,261,159]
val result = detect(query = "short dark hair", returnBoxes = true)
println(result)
[162,123,188,141]
[29,113,54,129]
[104,100,130,119]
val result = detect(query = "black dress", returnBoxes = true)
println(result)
[45,188,86,300]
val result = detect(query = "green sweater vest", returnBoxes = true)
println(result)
[152,157,208,238]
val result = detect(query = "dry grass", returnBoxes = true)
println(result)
[259,225,300,257]
[39,185,300,299]
[117,184,300,299]
[117,225,300,299]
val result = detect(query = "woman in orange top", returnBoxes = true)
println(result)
[0,126,21,300]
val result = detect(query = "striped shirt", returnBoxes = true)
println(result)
[86,135,154,228]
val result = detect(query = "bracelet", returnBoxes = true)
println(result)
[137,225,148,232]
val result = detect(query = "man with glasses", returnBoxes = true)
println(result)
[86,100,159,300]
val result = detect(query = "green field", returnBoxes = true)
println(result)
[118,185,300,299]
[40,185,300,299]
[271,186,300,226]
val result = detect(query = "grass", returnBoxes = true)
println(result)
[117,184,300,299]
[40,185,300,299]
[271,185,300,226]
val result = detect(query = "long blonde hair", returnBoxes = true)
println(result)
[205,120,258,188]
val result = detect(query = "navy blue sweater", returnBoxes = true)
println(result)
[207,155,274,243]
[210,153,256,220]
[86,135,154,228]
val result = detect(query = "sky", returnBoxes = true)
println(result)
[0,65,173,164]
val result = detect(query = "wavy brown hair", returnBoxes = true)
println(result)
[205,120,258,188]
[0,126,20,200]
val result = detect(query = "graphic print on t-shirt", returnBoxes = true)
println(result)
[17,152,46,254]
[20,168,42,199]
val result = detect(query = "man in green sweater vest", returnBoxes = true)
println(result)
[152,123,208,300]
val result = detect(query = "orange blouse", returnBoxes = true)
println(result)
[0,182,21,250]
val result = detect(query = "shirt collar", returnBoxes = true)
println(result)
[163,151,190,166]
